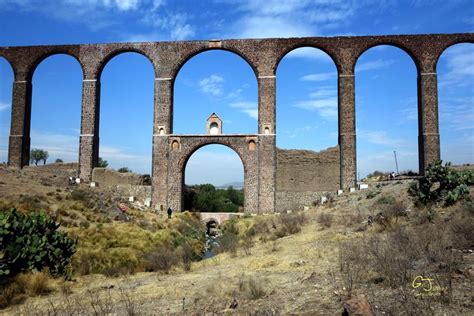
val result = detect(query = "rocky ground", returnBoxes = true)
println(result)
[0,164,473,315]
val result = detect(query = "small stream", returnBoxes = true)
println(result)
[203,221,221,259]
[203,234,220,259]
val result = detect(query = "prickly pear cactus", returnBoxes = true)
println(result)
[0,209,76,280]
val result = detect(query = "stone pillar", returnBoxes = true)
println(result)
[151,77,173,210]
[244,144,259,214]
[258,134,276,213]
[79,79,100,180]
[258,75,276,134]
[257,75,276,212]
[151,135,169,211]
[8,80,32,168]
[418,72,440,173]
[338,73,357,190]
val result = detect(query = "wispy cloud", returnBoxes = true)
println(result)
[293,87,337,120]
[0,101,10,112]
[223,0,359,39]
[294,98,337,119]
[229,101,258,120]
[356,59,396,72]
[359,130,406,146]
[300,72,336,82]
[439,44,474,88]
[299,59,396,82]
[141,11,195,40]
[198,74,224,96]
[439,96,474,131]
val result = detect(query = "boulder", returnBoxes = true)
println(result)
[343,296,373,316]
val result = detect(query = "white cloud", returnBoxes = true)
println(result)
[142,12,195,40]
[293,87,338,120]
[1,0,167,32]
[235,15,314,39]
[309,87,337,98]
[199,74,224,96]
[229,101,258,120]
[356,59,396,72]
[439,96,474,131]
[300,59,395,82]
[300,72,336,82]
[439,44,474,88]
[221,0,386,42]
[0,101,10,112]
[359,130,406,146]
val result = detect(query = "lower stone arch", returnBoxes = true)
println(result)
[167,136,259,214]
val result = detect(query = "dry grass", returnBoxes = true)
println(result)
[1,180,473,315]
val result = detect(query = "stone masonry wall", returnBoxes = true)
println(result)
[275,146,340,211]
[92,168,144,187]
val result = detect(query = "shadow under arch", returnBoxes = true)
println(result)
[355,44,419,177]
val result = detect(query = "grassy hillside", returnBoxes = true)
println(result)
[0,164,473,314]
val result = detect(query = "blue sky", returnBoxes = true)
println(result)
[0,0,473,185]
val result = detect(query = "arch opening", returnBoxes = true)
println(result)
[30,54,82,165]
[0,57,13,163]
[183,144,244,213]
[355,45,418,181]
[437,43,474,165]
[98,52,154,175]
[276,47,338,151]
[174,50,258,135]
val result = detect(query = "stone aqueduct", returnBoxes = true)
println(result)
[1,33,472,213]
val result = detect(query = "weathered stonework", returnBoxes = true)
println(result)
[92,168,143,186]
[276,147,340,211]
[1,33,472,212]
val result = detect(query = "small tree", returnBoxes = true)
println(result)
[118,167,132,173]
[30,149,49,165]
[97,157,108,168]
[55,158,63,163]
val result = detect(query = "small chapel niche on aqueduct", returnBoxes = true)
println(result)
[206,113,222,135]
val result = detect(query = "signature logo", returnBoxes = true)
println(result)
[412,275,433,292]
[412,275,442,297]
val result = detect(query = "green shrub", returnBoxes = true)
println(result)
[117,167,132,173]
[0,209,76,280]
[408,161,472,206]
